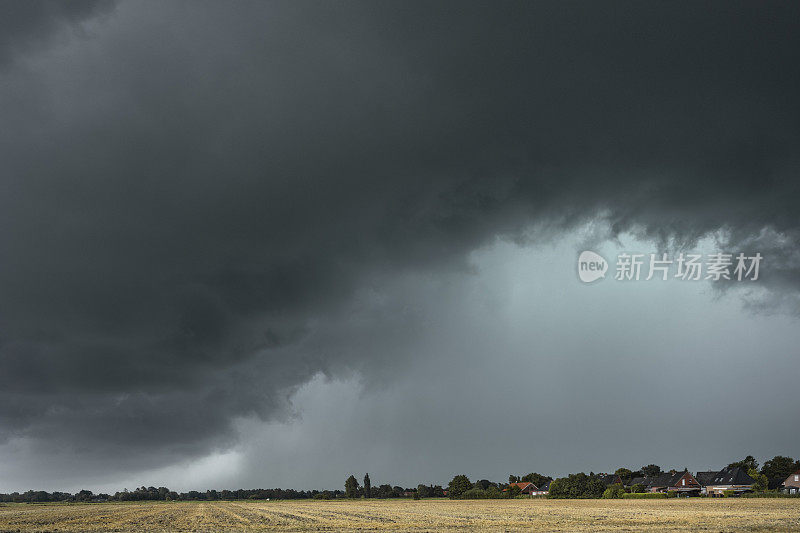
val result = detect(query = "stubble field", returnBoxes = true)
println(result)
[0,498,798,532]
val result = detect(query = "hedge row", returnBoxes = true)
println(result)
[621,492,667,499]
[742,491,800,498]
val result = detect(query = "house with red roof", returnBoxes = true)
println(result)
[503,482,539,495]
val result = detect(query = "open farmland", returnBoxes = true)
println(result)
[0,498,798,532]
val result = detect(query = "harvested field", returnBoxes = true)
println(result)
[0,498,798,532]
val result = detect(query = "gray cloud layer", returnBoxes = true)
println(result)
[0,1,113,64]
[0,1,799,482]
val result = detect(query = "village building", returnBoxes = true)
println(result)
[596,474,623,486]
[504,482,539,495]
[694,471,718,495]
[645,471,701,495]
[704,466,755,496]
[625,476,648,489]
[781,469,800,494]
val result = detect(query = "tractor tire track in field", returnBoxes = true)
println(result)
[211,501,304,528]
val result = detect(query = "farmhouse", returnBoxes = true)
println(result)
[623,472,700,494]
[625,476,647,489]
[504,482,538,495]
[647,471,701,494]
[704,466,755,496]
[694,471,718,495]
[781,469,800,494]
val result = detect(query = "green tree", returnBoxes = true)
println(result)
[614,468,633,481]
[641,464,661,478]
[761,456,800,483]
[417,484,431,498]
[363,473,371,499]
[521,472,552,487]
[586,477,606,497]
[448,475,472,499]
[474,479,493,490]
[345,475,359,498]
[602,483,626,499]
[728,455,759,472]
[505,484,522,498]
[548,473,606,498]
[548,477,566,497]
[375,484,393,498]
[747,468,768,492]
[631,483,646,493]
[508,475,519,483]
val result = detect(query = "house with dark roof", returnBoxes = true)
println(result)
[705,466,755,496]
[647,471,701,495]
[768,477,785,491]
[781,468,800,495]
[694,471,718,495]
[596,474,623,486]
[625,476,648,489]
[537,480,551,495]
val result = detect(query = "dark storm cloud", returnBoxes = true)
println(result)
[0,1,113,64]
[0,0,799,472]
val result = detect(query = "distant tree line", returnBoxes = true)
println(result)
[4,455,797,504]
[0,486,343,504]
[437,473,555,500]
[343,474,433,499]
[351,454,800,501]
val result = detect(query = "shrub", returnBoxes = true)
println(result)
[602,484,626,499]
[458,488,507,500]
[459,488,487,499]
[631,483,646,493]
[622,492,667,499]
[747,468,769,492]
[743,490,800,498]
[485,486,501,499]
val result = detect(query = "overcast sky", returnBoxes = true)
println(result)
[0,1,799,493]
